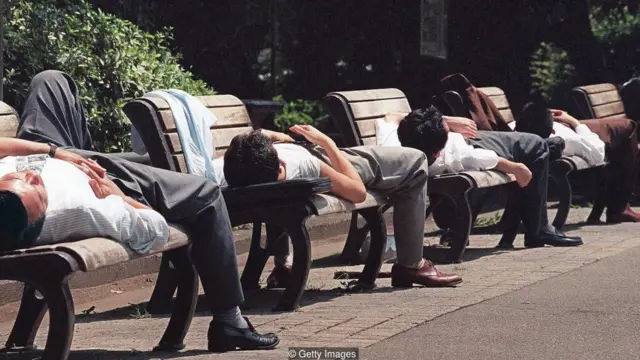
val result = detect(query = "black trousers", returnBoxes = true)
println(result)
[467,131,553,238]
[17,70,243,311]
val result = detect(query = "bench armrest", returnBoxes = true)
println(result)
[222,178,332,207]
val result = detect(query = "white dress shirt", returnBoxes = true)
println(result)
[551,122,606,165]
[375,117,499,175]
[0,155,169,253]
[507,121,606,166]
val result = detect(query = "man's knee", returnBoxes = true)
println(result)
[30,70,68,89]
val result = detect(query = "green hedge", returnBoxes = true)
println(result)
[529,42,576,104]
[4,0,214,152]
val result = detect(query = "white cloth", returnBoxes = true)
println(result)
[374,118,499,175]
[211,143,321,185]
[131,90,219,182]
[551,122,606,165]
[0,156,169,254]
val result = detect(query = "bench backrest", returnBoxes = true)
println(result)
[323,89,411,147]
[571,83,626,120]
[0,102,19,138]
[123,95,254,173]
[441,86,516,127]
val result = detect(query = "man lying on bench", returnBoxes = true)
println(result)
[0,70,278,353]
[222,122,463,288]
[396,106,584,248]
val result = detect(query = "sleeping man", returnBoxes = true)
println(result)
[0,70,279,353]
[222,124,464,289]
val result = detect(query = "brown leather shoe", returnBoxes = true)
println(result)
[266,264,292,289]
[391,260,462,288]
[607,206,640,223]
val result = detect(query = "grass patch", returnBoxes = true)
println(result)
[128,303,151,319]
[474,212,503,227]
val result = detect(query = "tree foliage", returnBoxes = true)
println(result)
[4,0,213,152]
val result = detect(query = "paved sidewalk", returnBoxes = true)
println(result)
[364,242,640,360]
[1,207,639,359]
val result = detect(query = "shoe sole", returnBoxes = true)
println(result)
[391,279,463,288]
[209,338,281,353]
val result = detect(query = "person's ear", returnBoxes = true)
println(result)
[433,151,441,159]
[277,160,286,180]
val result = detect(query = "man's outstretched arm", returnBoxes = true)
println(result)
[0,137,106,174]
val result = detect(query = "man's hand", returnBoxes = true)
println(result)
[512,163,533,188]
[551,109,580,130]
[55,149,106,177]
[74,161,126,199]
[444,116,477,138]
[290,125,334,147]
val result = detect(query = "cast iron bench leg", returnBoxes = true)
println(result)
[154,246,198,352]
[497,185,521,248]
[340,212,370,265]
[5,285,47,350]
[41,281,75,360]
[587,166,607,223]
[550,162,573,229]
[274,217,312,312]
[357,207,387,288]
[240,222,271,293]
[147,254,178,315]
[447,188,474,263]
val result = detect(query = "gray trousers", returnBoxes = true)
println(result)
[467,131,553,237]
[314,146,430,267]
[17,70,244,312]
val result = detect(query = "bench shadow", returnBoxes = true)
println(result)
[0,348,213,359]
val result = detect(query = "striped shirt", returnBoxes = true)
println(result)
[0,155,169,253]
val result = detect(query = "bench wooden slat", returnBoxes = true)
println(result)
[313,191,389,216]
[349,98,411,120]
[361,137,376,146]
[0,115,18,138]
[356,118,377,138]
[500,109,515,123]
[579,83,617,94]
[487,94,509,110]
[478,87,505,97]
[593,101,625,119]
[165,126,251,153]
[330,89,407,102]
[587,90,622,106]
[199,94,246,107]
[157,105,251,132]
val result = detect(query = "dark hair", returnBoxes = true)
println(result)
[397,106,449,164]
[516,102,554,139]
[0,191,45,251]
[223,130,280,187]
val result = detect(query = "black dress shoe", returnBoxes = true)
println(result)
[208,316,280,352]
[524,230,583,248]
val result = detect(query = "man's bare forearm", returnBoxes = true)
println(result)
[0,138,50,158]
[319,139,362,184]
[123,196,152,211]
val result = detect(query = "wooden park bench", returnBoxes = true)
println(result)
[0,103,200,359]
[323,89,521,263]
[442,86,608,226]
[122,94,393,315]
[571,83,627,121]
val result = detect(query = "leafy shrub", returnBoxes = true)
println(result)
[4,0,214,152]
[272,95,326,131]
[590,6,640,80]
[529,42,576,104]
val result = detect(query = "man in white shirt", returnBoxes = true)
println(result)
[515,101,640,223]
[223,125,464,290]
[396,106,583,248]
[6,70,279,352]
